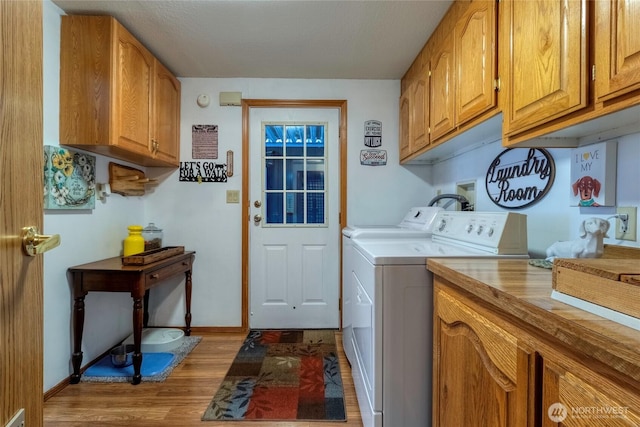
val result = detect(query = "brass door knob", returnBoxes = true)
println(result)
[22,226,61,256]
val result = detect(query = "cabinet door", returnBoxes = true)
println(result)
[542,359,640,426]
[433,284,534,427]
[595,0,640,103]
[456,0,497,125]
[399,90,411,160]
[114,23,154,156]
[503,0,588,135]
[411,69,430,153]
[152,60,181,166]
[430,32,456,141]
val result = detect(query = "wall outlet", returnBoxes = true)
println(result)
[226,190,240,204]
[616,206,637,241]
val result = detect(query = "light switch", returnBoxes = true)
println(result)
[226,190,240,204]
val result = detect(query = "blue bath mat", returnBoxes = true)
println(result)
[81,335,202,382]
[84,352,175,377]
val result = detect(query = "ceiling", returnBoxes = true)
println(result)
[51,0,452,80]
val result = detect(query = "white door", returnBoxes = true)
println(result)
[249,108,340,329]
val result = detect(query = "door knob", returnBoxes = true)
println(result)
[253,214,262,223]
[22,226,61,256]
[254,200,262,208]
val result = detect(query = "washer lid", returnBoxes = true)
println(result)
[353,238,512,265]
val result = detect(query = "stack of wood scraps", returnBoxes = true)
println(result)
[109,162,158,196]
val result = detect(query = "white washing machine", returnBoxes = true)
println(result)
[344,211,530,427]
[342,207,442,364]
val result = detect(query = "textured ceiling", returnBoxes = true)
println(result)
[51,0,452,79]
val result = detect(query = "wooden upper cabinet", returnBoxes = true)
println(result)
[430,30,456,141]
[456,0,497,126]
[411,69,430,153]
[399,89,411,160]
[502,0,589,136]
[153,60,181,165]
[114,25,154,158]
[595,0,640,103]
[60,15,181,167]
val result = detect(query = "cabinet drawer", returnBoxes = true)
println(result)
[145,259,191,285]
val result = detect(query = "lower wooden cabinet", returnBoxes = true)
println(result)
[433,277,640,427]
[541,358,640,427]
[433,283,534,427]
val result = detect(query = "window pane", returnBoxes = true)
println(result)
[266,159,283,190]
[307,193,324,224]
[285,125,304,156]
[265,124,283,157]
[266,192,283,224]
[286,192,304,224]
[306,160,324,190]
[306,124,325,157]
[286,159,304,190]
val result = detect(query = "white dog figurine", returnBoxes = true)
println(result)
[545,217,610,261]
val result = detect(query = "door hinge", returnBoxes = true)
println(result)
[592,64,596,81]
[494,77,501,92]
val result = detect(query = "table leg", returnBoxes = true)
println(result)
[70,294,86,384]
[143,289,150,328]
[184,269,192,336]
[131,296,144,385]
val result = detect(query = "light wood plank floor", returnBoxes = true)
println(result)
[43,331,363,427]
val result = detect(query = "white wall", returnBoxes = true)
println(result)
[42,0,432,391]
[431,134,640,257]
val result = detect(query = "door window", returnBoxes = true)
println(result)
[263,122,327,226]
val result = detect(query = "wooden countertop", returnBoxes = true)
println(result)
[427,258,640,382]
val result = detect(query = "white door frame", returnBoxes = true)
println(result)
[241,99,348,331]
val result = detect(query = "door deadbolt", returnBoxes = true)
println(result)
[254,200,262,208]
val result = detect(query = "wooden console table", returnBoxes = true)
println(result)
[68,251,195,385]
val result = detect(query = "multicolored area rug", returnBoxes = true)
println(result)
[201,329,346,422]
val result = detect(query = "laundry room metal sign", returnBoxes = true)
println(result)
[485,148,555,209]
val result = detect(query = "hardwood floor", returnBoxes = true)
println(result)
[43,331,363,427]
